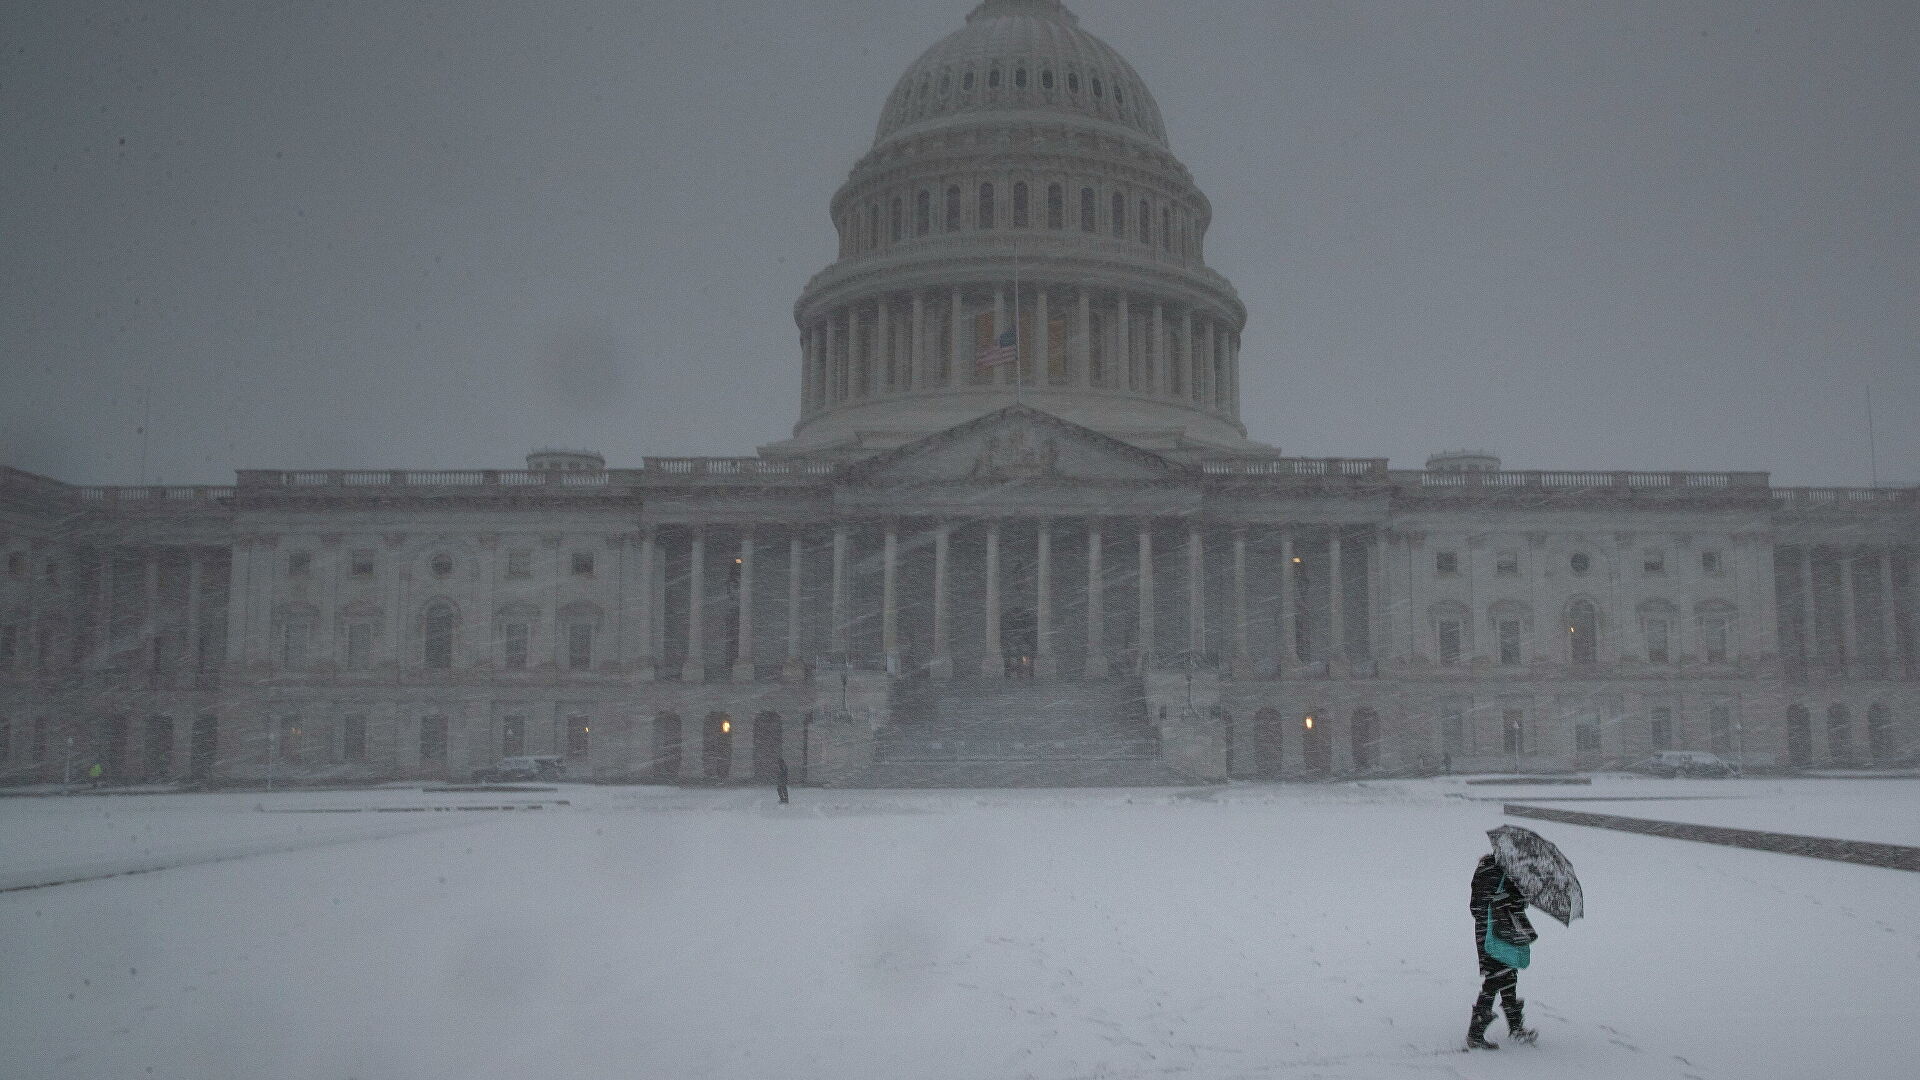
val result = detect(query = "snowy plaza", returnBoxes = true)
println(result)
[3,775,1917,1079]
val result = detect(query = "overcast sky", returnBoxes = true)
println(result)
[4,0,1915,487]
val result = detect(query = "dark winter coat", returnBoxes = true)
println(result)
[1470,853,1538,975]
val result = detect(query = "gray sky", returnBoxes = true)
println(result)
[4,0,1915,487]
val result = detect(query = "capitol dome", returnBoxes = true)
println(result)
[771,0,1267,461]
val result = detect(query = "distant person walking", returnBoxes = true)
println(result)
[1467,850,1538,1049]
[87,762,103,789]
[776,756,790,804]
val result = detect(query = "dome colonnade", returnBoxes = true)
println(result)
[782,0,1254,457]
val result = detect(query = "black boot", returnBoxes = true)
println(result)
[1466,1008,1500,1050]
[1503,998,1537,1045]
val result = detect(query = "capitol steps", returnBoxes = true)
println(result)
[871,677,1186,787]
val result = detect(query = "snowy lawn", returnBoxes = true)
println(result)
[2,779,1916,1080]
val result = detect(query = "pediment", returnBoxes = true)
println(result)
[840,406,1185,489]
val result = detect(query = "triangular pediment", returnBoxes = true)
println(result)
[840,405,1186,488]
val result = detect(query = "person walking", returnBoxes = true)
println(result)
[1467,849,1539,1049]
[776,756,790,805]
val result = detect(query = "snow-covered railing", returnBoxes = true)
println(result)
[1774,487,1916,508]
[73,485,234,502]
[1405,470,1769,490]
[240,469,611,488]
[1201,458,1388,476]
[641,458,836,478]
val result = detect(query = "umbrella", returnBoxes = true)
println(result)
[1487,824,1584,926]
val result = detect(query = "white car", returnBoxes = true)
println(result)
[1633,750,1740,778]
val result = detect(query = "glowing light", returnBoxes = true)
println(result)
[721,720,732,734]
[1291,556,1302,563]
[1303,715,1315,730]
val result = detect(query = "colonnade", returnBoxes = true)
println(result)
[799,286,1240,418]
[1789,544,1912,674]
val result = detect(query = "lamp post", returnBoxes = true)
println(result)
[266,719,277,791]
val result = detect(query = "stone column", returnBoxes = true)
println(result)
[875,297,891,396]
[1840,547,1859,672]
[1115,294,1132,391]
[1328,528,1345,671]
[830,524,849,658]
[185,552,203,678]
[1150,302,1166,397]
[1879,549,1900,673]
[783,532,805,681]
[910,291,927,390]
[1180,309,1196,401]
[732,530,755,683]
[682,526,706,683]
[881,520,900,673]
[824,312,840,403]
[981,519,1004,678]
[931,521,953,679]
[636,529,657,680]
[384,538,405,670]
[950,287,965,386]
[1186,522,1205,656]
[143,553,160,676]
[95,549,114,663]
[1085,519,1105,678]
[1232,525,1250,677]
[1800,547,1818,666]
[1279,529,1297,673]
[1137,519,1155,669]
[1033,288,1050,385]
[1203,317,1218,407]
[1035,520,1056,677]
[993,287,1009,387]
[1075,287,1092,388]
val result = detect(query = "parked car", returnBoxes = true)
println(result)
[472,755,565,783]
[1633,750,1740,778]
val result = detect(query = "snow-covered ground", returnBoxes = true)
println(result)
[2,777,1916,1079]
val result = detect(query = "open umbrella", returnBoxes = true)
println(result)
[1487,825,1584,926]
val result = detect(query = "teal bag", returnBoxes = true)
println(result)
[1483,907,1530,969]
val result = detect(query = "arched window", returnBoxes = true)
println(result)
[1092,75,1104,98]
[945,186,962,232]
[1826,704,1853,765]
[989,65,1002,89]
[1138,200,1152,244]
[1079,187,1096,232]
[1041,68,1054,91]
[1567,599,1598,664]
[915,190,931,236]
[1011,182,1029,227]
[1111,192,1126,237]
[1015,66,1028,89]
[419,715,447,764]
[1067,71,1079,94]
[1046,183,1064,229]
[978,182,995,229]
[962,68,975,91]
[1867,703,1894,764]
[865,204,879,251]
[889,197,903,242]
[423,602,455,670]
[1161,208,1173,250]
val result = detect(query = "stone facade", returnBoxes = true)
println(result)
[3,1,1916,786]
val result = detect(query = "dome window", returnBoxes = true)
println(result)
[978,182,995,229]
[1138,199,1152,244]
[939,72,951,96]
[963,68,975,91]
[1046,183,1064,229]
[989,66,1002,89]
[1041,69,1054,91]
[890,197,903,243]
[1091,76,1104,98]
[945,186,962,232]
[915,190,931,236]
[430,553,454,579]
[1114,84,1125,105]
[1067,71,1080,94]
[1079,187,1096,232]
[1015,66,1028,89]
[1111,192,1126,238]
[1012,182,1029,228]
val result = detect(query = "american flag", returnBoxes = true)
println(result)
[976,327,1018,370]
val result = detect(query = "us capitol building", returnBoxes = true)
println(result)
[3,0,1915,787]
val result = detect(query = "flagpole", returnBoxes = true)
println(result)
[1012,239,1022,405]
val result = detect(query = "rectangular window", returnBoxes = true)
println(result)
[281,621,309,669]
[342,714,367,762]
[1646,618,1670,664]
[5,552,22,577]
[287,551,312,577]
[0,625,15,667]
[1435,551,1459,576]
[1643,549,1665,574]
[571,550,595,577]
[1495,552,1519,577]
[1702,616,1729,664]
[1503,708,1525,755]
[1575,711,1601,752]
[1708,704,1733,756]
[1437,620,1463,666]
[505,549,533,578]
[1650,706,1674,751]
[567,623,594,670]
[349,549,375,578]
[503,622,529,670]
[502,715,526,757]
[1701,550,1724,575]
[1498,620,1522,665]
[1441,706,1466,756]
[344,623,373,670]
[419,716,447,763]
